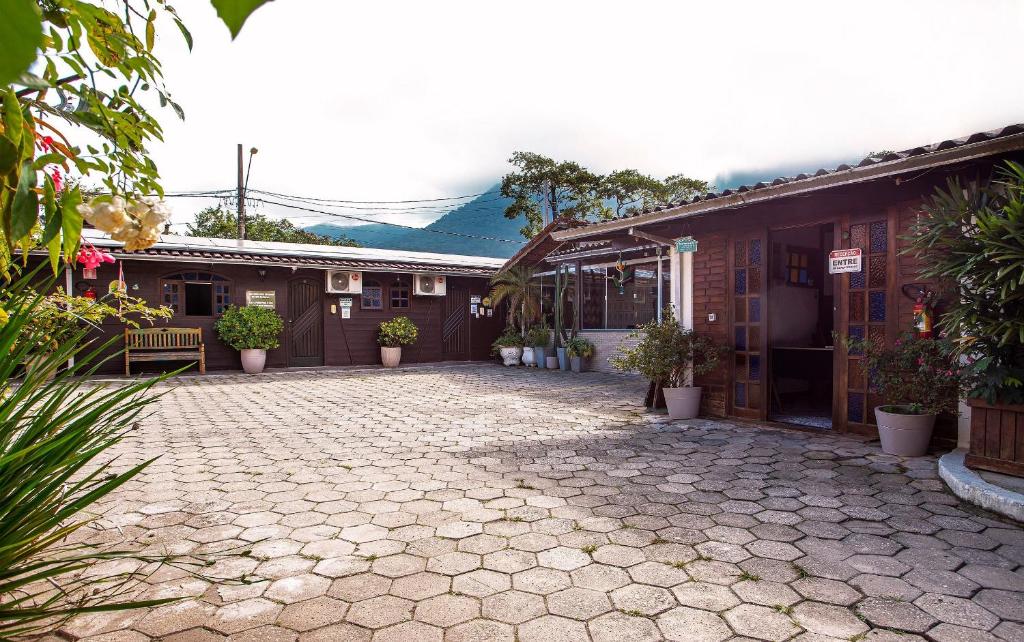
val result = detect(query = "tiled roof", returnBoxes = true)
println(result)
[555,123,1024,240]
[82,230,504,276]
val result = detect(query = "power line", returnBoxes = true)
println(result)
[247,187,501,205]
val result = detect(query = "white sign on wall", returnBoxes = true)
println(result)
[828,248,862,274]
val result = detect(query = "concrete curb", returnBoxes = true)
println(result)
[938,449,1024,522]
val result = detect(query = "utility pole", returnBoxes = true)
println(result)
[236,143,245,240]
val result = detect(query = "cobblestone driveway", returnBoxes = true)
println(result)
[65,365,1023,641]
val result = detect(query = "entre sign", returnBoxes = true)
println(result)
[828,248,862,274]
[675,237,698,253]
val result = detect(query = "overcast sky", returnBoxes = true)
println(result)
[150,0,1024,230]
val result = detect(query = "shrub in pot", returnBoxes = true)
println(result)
[526,326,551,369]
[845,332,965,456]
[378,316,418,367]
[492,328,525,366]
[566,337,594,373]
[611,307,727,419]
[215,305,285,374]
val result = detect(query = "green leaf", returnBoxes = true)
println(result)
[2,88,24,147]
[61,188,83,259]
[15,71,50,90]
[210,0,273,38]
[173,17,194,51]
[0,0,43,86]
[41,174,59,244]
[0,134,17,175]
[11,160,38,240]
[145,10,156,51]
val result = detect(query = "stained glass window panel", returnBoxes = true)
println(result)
[749,331,761,351]
[849,292,865,322]
[734,297,746,323]
[850,224,867,251]
[735,240,746,267]
[849,359,866,390]
[850,269,866,290]
[749,354,760,381]
[869,325,886,349]
[848,326,865,354]
[869,255,887,288]
[735,382,747,408]
[749,297,761,323]
[869,291,886,322]
[735,353,747,378]
[870,221,888,253]
[847,392,865,423]
[748,384,761,410]
[749,268,761,293]
[734,269,747,295]
[749,239,762,266]
[735,326,747,351]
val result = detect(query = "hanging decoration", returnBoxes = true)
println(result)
[76,243,116,280]
[610,254,632,295]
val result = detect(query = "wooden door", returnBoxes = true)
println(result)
[838,215,895,434]
[287,277,323,367]
[729,232,767,419]
[441,286,470,360]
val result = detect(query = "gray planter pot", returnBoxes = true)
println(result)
[664,386,702,420]
[570,356,585,373]
[875,405,936,457]
[240,348,267,374]
[534,347,548,368]
[545,356,559,369]
[557,347,569,371]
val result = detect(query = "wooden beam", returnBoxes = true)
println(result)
[628,227,675,247]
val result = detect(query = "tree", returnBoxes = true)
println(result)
[500,152,605,238]
[488,266,540,336]
[187,207,359,246]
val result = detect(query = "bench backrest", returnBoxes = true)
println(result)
[126,327,203,350]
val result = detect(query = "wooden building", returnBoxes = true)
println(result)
[507,124,1024,446]
[72,231,507,373]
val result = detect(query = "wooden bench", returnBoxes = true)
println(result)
[125,328,206,375]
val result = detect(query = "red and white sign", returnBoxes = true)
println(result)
[828,248,862,274]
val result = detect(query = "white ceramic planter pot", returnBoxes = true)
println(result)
[499,346,522,366]
[664,386,702,420]
[521,346,536,367]
[381,346,402,368]
[875,405,936,457]
[240,349,267,374]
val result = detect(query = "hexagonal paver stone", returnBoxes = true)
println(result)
[388,572,450,600]
[210,598,282,634]
[851,574,922,601]
[671,581,740,612]
[610,584,677,616]
[588,611,661,642]
[512,567,571,595]
[657,606,732,642]
[847,554,911,577]
[537,546,592,571]
[792,576,862,606]
[547,587,612,620]
[426,551,481,576]
[299,622,370,642]
[414,594,480,627]
[960,565,1024,591]
[483,549,536,574]
[904,569,979,598]
[372,553,426,578]
[518,614,590,642]
[571,564,632,592]
[592,544,645,567]
[792,601,869,638]
[226,624,297,642]
[275,596,349,632]
[338,524,388,543]
[345,595,414,629]
[627,561,689,587]
[914,593,1000,630]
[451,569,511,597]
[732,579,800,606]
[372,620,441,642]
[444,618,514,642]
[723,604,800,640]
[313,556,370,579]
[265,574,331,604]
[856,597,939,634]
[975,589,1024,621]
[482,590,546,624]
[327,573,391,602]
[436,521,483,539]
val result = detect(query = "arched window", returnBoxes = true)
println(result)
[361,279,383,310]
[160,271,232,316]
[389,277,410,309]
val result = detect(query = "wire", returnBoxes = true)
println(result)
[252,197,526,244]
[246,187,500,205]
[245,189,506,212]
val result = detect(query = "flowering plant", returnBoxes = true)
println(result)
[611,307,728,388]
[845,332,967,416]
[77,196,172,252]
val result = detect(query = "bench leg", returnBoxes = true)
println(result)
[125,352,130,376]
[199,346,206,375]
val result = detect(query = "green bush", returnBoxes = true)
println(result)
[565,336,594,358]
[525,325,551,348]
[611,307,727,388]
[379,316,418,347]
[492,328,525,353]
[214,305,284,350]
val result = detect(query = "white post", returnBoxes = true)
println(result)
[656,249,663,322]
[681,252,694,331]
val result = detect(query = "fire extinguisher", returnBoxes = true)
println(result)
[912,296,932,338]
[83,286,97,300]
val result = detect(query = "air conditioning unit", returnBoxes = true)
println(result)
[414,274,446,296]
[326,270,362,294]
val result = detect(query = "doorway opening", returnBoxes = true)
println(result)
[768,224,835,429]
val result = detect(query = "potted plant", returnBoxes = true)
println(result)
[906,160,1024,472]
[492,328,525,366]
[215,305,285,374]
[611,307,727,420]
[526,326,551,369]
[846,332,965,456]
[566,336,594,373]
[378,316,418,367]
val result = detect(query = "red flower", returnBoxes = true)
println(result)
[49,168,63,193]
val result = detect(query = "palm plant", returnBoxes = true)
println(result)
[489,266,540,337]
[0,271,184,637]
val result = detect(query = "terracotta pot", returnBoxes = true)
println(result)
[240,349,267,375]
[521,346,536,367]
[664,386,702,420]
[499,346,522,366]
[381,346,402,368]
[875,405,936,457]
[545,356,559,369]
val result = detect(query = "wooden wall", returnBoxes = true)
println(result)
[69,259,503,374]
[690,233,729,417]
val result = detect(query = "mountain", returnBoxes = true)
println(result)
[306,186,525,258]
